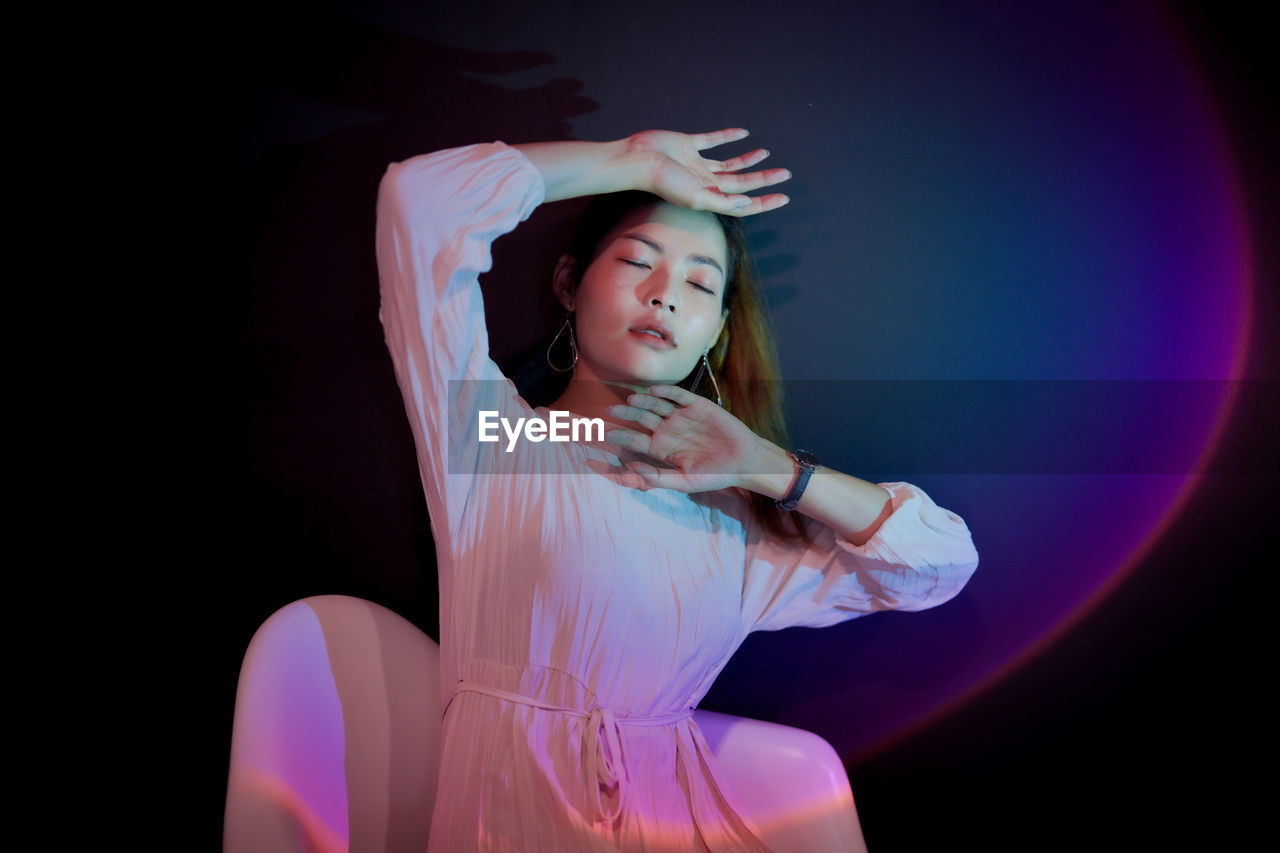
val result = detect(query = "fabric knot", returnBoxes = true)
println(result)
[446,679,695,824]
[585,707,628,822]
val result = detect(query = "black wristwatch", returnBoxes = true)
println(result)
[776,449,819,511]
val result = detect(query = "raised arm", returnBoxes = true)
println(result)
[376,142,545,543]
[515,128,791,216]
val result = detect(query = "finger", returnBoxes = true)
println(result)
[695,186,759,215]
[626,393,678,418]
[604,427,652,455]
[606,403,663,432]
[715,167,792,194]
[726,192,791,218]
[627,461,687,492]
[628,460,659,480]
[695,191,743,213]
[697,181,792,216]
[713,148,770,173]
[647,384,702,407]
[693,127,749,151]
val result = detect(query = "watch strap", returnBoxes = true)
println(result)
[776,449,819,511]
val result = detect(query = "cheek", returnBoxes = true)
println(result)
[574,268,626,315]
[573,282,622,330]
[686,308,725,348]
[570,288,629,359]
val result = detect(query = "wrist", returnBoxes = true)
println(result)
[738,437,798,500]
[584,137,655,196]
[515,139,648,202]
[775,449,819,511]
[618,136,666,194]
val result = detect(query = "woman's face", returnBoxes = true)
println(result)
[562,202,728,388]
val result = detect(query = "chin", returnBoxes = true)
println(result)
[593,359,689,388]
[622,367,691,388]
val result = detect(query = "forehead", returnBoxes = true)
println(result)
[600,202,728,269]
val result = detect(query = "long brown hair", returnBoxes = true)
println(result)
[518,191,808,543]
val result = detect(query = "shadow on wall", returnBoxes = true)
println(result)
[229,4,801,647]
[231,6,598,652]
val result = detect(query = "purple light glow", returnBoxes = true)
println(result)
[919,0,1256,743]
[844,1,1256,753]
[718,1,1256,763]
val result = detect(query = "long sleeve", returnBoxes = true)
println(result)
[740,481,979,633]
[375,142,546,549]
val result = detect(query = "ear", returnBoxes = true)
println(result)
[552,254,577,312]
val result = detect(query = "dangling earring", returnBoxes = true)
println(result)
[691,351,722,407]
[546,312,578,372]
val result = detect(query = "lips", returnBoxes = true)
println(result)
[628,321,676,350]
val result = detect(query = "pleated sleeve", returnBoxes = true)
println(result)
[375,142,545,544]
[740,481,979,633]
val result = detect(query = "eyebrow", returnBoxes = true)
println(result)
[619,233,724,277]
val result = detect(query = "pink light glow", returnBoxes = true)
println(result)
[224,602,349,849]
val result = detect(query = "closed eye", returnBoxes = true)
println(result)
[623,258,715,295]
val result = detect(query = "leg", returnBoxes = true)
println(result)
[224,596,441,853]
[693,709,867,853]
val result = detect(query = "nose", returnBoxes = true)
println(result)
[642,269,680,314]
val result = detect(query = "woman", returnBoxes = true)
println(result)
[376,127,979,851]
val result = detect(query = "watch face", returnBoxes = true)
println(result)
[794,449,819,468]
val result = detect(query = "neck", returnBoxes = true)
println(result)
[549,376,646,424]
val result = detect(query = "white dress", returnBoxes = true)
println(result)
[375,141,980,852]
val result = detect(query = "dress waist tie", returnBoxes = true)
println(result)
[446,680,694,823]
